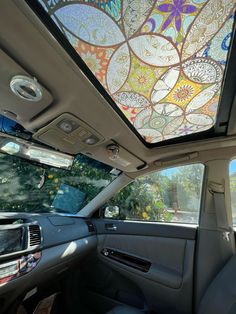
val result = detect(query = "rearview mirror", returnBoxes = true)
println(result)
[0,133,74,170]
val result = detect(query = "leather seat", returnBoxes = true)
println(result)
[106,305,144,314]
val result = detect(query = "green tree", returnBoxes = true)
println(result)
[106,173,172,222]
[105,164,204,223]
[171,164,203,212]
[0,153,115,213]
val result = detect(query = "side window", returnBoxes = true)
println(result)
[229,159,236,226]
[104,163,204,224]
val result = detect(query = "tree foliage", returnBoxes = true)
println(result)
[0,151,204,223]
[0,153,115,213]
[105,164,204,223]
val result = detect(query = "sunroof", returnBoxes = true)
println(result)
[37,0,235,144]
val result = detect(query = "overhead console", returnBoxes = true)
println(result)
[33,113,104,154]
[33,113,146,172]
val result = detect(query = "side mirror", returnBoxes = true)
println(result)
[104,205,120,219]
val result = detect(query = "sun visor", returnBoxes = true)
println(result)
[82,141,147,172]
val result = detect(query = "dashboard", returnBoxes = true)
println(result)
[0,213,97,313]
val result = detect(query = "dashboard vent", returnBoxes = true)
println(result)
[86,221,95,233]
[29,225,41,247]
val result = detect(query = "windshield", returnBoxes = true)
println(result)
[0,152,119,214]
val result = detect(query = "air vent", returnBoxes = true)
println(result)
[86,221,95,233]
[29,225,41,247]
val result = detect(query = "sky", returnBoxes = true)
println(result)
[229,160,236,175]
[161,162,236,177]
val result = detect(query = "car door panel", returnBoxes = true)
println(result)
[98,234,192,289]
[96,219,196,239]
[92,219,196,314]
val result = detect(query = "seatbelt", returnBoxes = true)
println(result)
[208,181,235,280]
[208,181,233,242]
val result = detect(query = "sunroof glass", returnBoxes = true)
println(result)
[37,0,235,144]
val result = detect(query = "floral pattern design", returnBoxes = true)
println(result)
[158,0,197,32]
[76,42,111,85]
[173,84,194,103]
[38,0,236,143]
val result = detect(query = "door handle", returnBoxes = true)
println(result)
[105,223,117,231]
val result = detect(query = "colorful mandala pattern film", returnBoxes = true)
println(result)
[39,0,236,143]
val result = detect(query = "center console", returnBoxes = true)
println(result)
[0,219,42,285]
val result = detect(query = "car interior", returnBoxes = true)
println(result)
[0,0,236,313]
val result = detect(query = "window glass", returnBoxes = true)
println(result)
[229,159,236,225]
[0,153,119,214]
[105,163,204,224]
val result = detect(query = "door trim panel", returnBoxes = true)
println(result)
[92,219,197,313]
[94,219,197,240]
